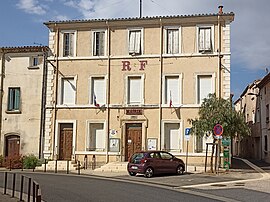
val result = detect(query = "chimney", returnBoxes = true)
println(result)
[218,5,223,14]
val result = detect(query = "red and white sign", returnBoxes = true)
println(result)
[213,124,223,136]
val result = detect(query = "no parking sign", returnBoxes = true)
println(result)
[213,124,223,139]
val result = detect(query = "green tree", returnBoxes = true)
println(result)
[190,94,250,172]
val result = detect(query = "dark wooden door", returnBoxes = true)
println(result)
[59,128,73,160]
[125,124,142,161]
[5,136,20,157]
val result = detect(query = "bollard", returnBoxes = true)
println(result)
[44,159,47,172]
[55,160,58,173]
[35,184,40,202]
[84,155,88,169]
[4,172,7,194]
[33,182,36,202]
[10,159,12,171]
[28,178,31,202]
[20,175,24,201]
[36,184,41,202]
[67,160,69,174]
[78,161,80,175]
[12,173,16,197]
[92,155,96,170]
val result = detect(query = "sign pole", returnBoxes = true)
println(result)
[185,140,189,173]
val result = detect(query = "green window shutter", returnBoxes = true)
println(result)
[14,88,20,110]
[8,88,14,111]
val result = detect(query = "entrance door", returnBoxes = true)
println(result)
[125,123,142,161]
[5,135,20,157]
[59,124,73,160]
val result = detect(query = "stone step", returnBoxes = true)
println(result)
[94,162,128,172]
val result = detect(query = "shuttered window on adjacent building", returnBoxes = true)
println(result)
[8,87,20,111]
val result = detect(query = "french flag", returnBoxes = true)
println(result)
[169,91,172,107]
[93,93,100,107]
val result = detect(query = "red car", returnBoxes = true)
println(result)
[127,151,185,178]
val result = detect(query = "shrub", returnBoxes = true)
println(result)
[23,154,40,169]
[4,155,23,169]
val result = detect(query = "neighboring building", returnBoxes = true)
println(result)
[257,73,270,163]
[0,46,49,158]
[43,7,234,166]
[233,80,261,159]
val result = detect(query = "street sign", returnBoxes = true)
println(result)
[213,124,223,136]
[185,128,191,141]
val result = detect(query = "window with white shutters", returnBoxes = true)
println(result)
[198,27,212,52]
[128,76,142,104]
[91,77,106,106]
[93,31,105,56]
[197,75,212,104]
[165,76,180,106]
[87,123,105,151]
[129,30,141,54]
[164,123,181,151]
[61,78,76,105]
[166,29,179,54]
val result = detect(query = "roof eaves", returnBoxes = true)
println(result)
[44,12,235,25]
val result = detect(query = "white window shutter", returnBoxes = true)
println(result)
[128,77,141,104]
[172,29,179,53]
[95,124,105,150]
[170,127,179,150]
[199,28,205,51]
[134,31,141,54]
[129,31,136,53]
[62,78,75,104]
[69,33,74,56]
[198,76,212,104]
[167,30,173,54]
[205,28,211,50]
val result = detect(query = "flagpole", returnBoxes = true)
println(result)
[140,0,142,18]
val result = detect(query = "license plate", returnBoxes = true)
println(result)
[131,166,138,170]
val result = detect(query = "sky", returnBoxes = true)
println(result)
[1,0,270,100]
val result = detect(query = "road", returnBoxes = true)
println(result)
[1,158,270,202]
[1,169,269,202]
[1,172,220,202]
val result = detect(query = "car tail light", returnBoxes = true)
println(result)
[140,158,147,164]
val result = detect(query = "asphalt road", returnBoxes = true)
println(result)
[1,172,219,202]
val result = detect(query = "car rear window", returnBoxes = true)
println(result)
[130,152,146,164]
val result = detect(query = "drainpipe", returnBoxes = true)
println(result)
[218,5,223,99]
[0,49,5,155]
[52,27,60,160]
[106,21,111,163]
[159,19,163,150]
[39,48,48,159]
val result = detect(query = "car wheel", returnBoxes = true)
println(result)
[144,167,154,178]
[176,165,184,175]
[128,171,136,176]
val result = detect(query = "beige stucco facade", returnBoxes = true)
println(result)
[43,12,234,166]
[0,46,49,158]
